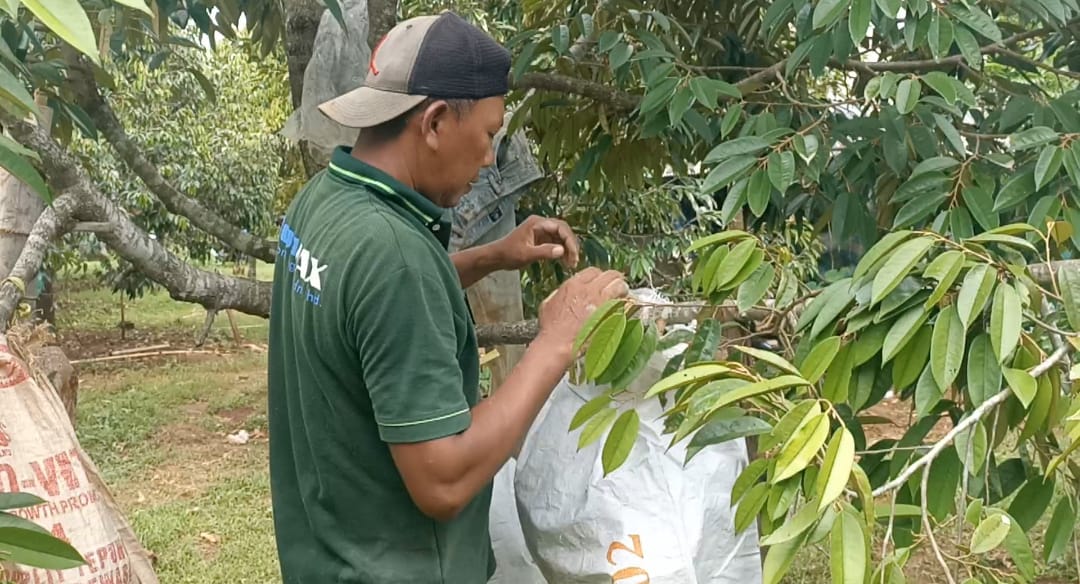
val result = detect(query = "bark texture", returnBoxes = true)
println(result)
[366,0,397,50]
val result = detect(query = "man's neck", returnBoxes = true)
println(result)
[351,144,418,192]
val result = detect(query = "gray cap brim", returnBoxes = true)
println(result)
[317,86,429,129]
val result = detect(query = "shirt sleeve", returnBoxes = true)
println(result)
[350,264,471,444]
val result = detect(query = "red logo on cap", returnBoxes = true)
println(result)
[369,34,389,76]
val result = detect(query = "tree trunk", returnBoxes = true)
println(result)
[367,0,397,49]
[284,0,325,111]
[0,96,52,319]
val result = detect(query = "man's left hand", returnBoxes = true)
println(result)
[497,215,580,270]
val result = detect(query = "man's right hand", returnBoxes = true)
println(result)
[536,267,629,354]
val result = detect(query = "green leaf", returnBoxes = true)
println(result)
[668,87,695,126]
[1063,144,1080,190]
[935,113,967,156]
[687,230,753,252]
[572,299,623,355]
[830,507,868,584]
[813,0,851,29]
[895,78,921,115]
[960,186,998,232]
[1043,498,1075,564]
[955,421,988,474]
[686,416,772,463]
[921,71,956,104]
[871,236,935,305]
[0,525,85,570]
[893,325,932,389]
[1009,126,1059,152]
[595,319,644,384]
[853,231,914,280]
[732,458,769,505]
[1003,367,1037,408]
[703,155,758,192]
[705,137,772,162]
[735,345,800,376]
[577,407,618,450]
[915,363,943,416]
[923,251,966,308]
[927,15,954,62]
[610,325,659,389]
[956,263,996,330]
[990,283,1022,365]
[639,77,678,114]
[0,493,45,511]
[690,76,719,110]
[911,156,959,178]
[1004,515,1037,581]
[1007,477,1055,532]
[849,0,872,45]
[874,0,901,18]
[970,514,1011,554]
[645,363,734,399]
[954,25,981,69]
[1035,145,1065,190]
[767,150,796,192]
[735,482,770,534]
[773,412,830,481]
[893,190,948,228]
[0,137,51,203]
[948,5,1002,42]
[800,336,842,383]
[763,531,809,584]
[702,375,812,417]
[0,66,40,118]
[712,239,759,291]
[721,104,743,138]
[609,42,633,70]
[569,394,612,431]
[21,0,100,64]
[584,312,627,379]
[737,264,774,313]
[967,334,1002,406]
[1059,265,1080,331]
[816,428,855,510]
[965,232,1038,253]
[761,400,821,452]
[930,304,965,389]
[747,168,772,217]
[993,167,1037,212]
[601,410,639,475]
[762,500,821,545]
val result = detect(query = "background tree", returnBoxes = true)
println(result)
[1,0,1080,581]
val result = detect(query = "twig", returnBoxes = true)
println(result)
[196,309,217,347]
[872,344,1070,497]
[108,343,170,356]
[71,349,216,365]
[225,309,242,345]
[922,463,957,584]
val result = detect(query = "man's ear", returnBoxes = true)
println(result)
[419,100,453,150]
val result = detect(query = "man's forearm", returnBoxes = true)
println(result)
[450,243,508,288]
[389,332,573,519]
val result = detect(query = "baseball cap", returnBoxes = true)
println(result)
[318,12,513,129]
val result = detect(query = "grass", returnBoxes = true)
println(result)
[47,261,1080,583]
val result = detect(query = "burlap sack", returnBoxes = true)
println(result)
[0,332,158,583]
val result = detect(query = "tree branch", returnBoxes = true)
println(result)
[69,64,278,263]
[0,194,80,325]
[1,110,275,320]
[871,343,1070,498]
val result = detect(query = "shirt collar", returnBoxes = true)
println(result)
[327,146,452,247]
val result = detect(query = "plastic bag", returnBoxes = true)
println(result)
[505,305,762,584]
[280,0,369,163]
[0,333,158,583]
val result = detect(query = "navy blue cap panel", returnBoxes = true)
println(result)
[407,12,512,99]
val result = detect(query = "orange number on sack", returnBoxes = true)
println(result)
[606,534,644,565]
[612,567,650,583]
[606,534,650,583]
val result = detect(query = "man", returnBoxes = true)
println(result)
[267,11,628,584]
[448,110,543,392]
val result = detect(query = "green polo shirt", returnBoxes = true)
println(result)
[267,147,492,583]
